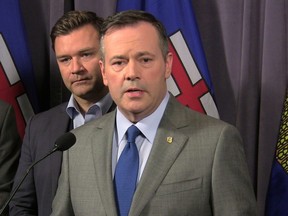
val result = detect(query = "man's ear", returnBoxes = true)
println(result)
[165,52,173,79]
[99,60,108,86]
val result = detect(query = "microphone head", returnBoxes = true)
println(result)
[54,132,76,151]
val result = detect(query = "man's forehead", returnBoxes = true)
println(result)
[104,21,157,38]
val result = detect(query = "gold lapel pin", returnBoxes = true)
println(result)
[167,136,173,144]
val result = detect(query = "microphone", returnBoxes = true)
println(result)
[52,131,76,152]
[0,132,76,215]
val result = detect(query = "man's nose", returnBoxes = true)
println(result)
[70,58,83,74]
[125,61,139,81]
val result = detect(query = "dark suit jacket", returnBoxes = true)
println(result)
[52,96,257,216]
[10,100,116,216]
[0,100,21,215]
[9,103,70,216]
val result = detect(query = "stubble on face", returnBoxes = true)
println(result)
[55,24,108,109]
[101,22,172,122]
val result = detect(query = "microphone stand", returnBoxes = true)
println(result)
[0,147,57,215]
[0,132,75,215]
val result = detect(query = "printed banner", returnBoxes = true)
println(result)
[0,0,39,138]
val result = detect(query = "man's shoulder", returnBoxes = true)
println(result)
[32,102,68,120]
[167,95,234,129]
[23,102,70,151]
[25,103,70,134]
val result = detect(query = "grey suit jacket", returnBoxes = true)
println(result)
[0,100,21,215]
[52,96,257,216]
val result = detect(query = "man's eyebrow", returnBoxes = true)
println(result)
[77,48,99,55]
[110,55,126,60]
[78,47,98,52]
[108,51,155,62]
[136,51,155,58]
[56,48,98,59]
[56,54,69,59]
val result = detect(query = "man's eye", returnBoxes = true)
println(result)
[82,53,91,58]
[112,61,124,66]
[58,58,70,64]
[140,58,153,67]
[81,52,96,61]
[142,58,151,63]
[111,60,126,72]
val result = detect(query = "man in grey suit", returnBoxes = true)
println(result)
[0,99,21,215]
[9,11,114,216]
[52,10,257,215]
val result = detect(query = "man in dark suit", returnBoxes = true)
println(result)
[9,11,114,216]
[0,100,21,215]
[52,10,257,215]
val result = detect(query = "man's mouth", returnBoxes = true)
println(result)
[72,78,88,84]
[127,88,141,92]
[125,88,144,97]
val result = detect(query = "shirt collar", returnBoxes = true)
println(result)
[116,92,170,145]
[66,93,113,119]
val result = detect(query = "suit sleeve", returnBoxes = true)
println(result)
[9,117,38,215]
[0,104,21,215]
[51,150,75,216]
[211,124,257,216]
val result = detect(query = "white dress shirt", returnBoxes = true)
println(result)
[112,92,170,182]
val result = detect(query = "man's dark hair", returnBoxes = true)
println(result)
[50,10,103,50]
[100,10,169,59]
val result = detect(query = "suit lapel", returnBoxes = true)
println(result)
[87,96,191,215]
[90,111,119,215]
[50,104,71,196]
[130,97,190,215]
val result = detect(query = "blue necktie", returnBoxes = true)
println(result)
[114,125,141,216]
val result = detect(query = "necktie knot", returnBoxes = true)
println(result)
[126,125,141,143]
